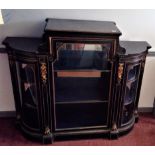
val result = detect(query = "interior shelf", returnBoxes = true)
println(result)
[54,69,111,72]
[56,100,108,104]
[124,100,133,106]
[127,77,137,83]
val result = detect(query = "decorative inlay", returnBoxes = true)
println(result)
[44,127,50,135]
[112,122,117,131]
[40,63,47,84]
[118,63,124,83]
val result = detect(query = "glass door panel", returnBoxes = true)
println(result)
[20,63,37,107]
[16,62,39,129]
[53,42,112,130]
[127,64,140,81]
[122,63,141,125]
[54,43,111,70]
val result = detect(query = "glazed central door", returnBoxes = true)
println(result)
[52,41,113,131]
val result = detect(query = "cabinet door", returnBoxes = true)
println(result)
[51,41,114,131]
[121,63,141,126]
[15,61,40,130]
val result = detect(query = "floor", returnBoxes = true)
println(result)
[0,113,155,146]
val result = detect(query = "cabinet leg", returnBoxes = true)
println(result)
[42,127,54,144]
[110,130,119,139]
[109,122,119,139]
[15,114,21,129]
[134,110,139,123]
[135,115,139,123]
[42,134,54,144]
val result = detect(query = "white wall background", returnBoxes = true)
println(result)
[0,9,155,111]
[139,56,155,108]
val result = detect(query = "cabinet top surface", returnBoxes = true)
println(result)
[45,18,122,35]
[3,37,151,56]
[3,37,42,53]
[120,41,151,55]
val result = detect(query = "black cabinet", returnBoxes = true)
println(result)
[2,18,151,143]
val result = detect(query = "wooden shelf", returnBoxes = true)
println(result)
[56,100,108,104]
[54,69,111,72]
[127,77,137,84]
[124,99,133,106]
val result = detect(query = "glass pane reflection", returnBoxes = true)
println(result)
[54,42,112,129]
[54,43,111,70]
[19,63,37,107]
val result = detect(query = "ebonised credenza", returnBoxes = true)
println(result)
[2,18,151,143]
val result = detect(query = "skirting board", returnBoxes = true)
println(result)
[148,51,155,56]
[0,111,16,117]
[0,108,153,118]
[138,107,153,113]
[0,48,7,53]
